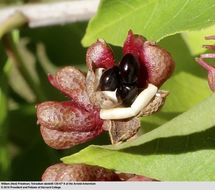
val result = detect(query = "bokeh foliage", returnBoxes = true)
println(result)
[1,0,215,180]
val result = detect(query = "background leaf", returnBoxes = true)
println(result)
[62,93,215,181]
[82,0,215,46]
[182,25,215,55]
[1,0,215,181]
[0,45,10,180]
[0,22,112,180]
[140,34,211,132]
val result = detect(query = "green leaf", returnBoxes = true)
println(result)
[0,72,8,136]
[0,54,11,180]
[16,22,89,102]
[182,24,215,55]
[21,22,88,69]
[141,71,210,132]
[82,0,215,46]
[62,93,215,181]
[140,34,211,131]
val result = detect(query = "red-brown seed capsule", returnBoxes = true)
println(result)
[36,101,103,149]
[36,66,104,150]
[36,30,175,151]
[48,66,91,107]
[42,163,158,181]
[42,163,120,181]
[123,30,175,87]
[36,101,102,132]
[123,30,147,57]
[142,41,175,87]
[86,39,115,70]
[40,125,103,149]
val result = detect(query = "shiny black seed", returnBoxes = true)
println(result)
[119,53,140,84]
[100,66,120,91]
[116,84,138,106]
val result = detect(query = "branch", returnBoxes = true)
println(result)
[0,0,99,28]
[0,12,27,39]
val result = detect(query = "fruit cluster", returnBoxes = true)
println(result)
[36,30,175,181]
[36,30,175,150]
[100,53,140,106]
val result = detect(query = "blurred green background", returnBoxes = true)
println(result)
[0,0,213,181]
[0,0,113,180]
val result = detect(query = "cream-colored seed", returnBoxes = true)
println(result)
[100,107,135,120]
[131,84,158,114]
[100,84,158,120]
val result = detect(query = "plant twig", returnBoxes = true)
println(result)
[2,33,45,102]
[0,0,99,28]
[0,12,27,39]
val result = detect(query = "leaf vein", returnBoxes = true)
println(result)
[156,0,190,33]
[87,0,156,39]
[115,0,135,10]
[143,1,159,31]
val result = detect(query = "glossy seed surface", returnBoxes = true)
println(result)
[116,84,138,106]
[100,66,120,91]
[119,53,139,84]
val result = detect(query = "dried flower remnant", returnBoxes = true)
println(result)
[196,36,215,91]
[42,163,157,181]
[36,30,175,149]
[104,117,141,144]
